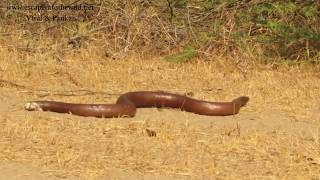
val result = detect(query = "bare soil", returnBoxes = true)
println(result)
[0,51,320,179]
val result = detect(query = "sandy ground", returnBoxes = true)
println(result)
[0,161,185,180]
[0,86,319,179]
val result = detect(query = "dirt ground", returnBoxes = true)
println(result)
[1,48,320,179]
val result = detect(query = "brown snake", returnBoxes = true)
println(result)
[25,91,249,118]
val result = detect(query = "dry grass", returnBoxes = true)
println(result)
[0,43,320,179]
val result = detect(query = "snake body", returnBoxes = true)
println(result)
[25,91,249,118]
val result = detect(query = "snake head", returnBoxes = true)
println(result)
[25,102,43,111]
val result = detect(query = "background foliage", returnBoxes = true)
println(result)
[0,0,319,63]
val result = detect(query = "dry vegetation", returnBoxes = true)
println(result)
[1,44,320,179]
[0,0,320,179]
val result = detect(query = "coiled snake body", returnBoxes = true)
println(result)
[25,91,249,118]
